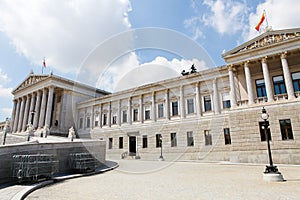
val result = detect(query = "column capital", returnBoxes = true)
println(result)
[280,51,288,59]
[227,65,236,71]
[244,60,250,67]
[261,56,268,63]
[213,78,217,84]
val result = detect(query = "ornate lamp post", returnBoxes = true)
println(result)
[261,107,284,181]
[158,135,164,161]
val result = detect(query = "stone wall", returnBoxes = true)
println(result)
[0,140,106,184]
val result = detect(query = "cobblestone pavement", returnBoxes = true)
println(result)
[26,160,300,200]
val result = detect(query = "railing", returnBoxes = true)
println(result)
[69,153,96,172]
[274,93,288,101]
[237,100,248,107]
[255,97,267,104]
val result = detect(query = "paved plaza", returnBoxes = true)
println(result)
[25,160,300,200]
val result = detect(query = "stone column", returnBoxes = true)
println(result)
[108,101,111,127]
[118,100,121,126]
[39,88,47,128]
[17,96,25,132]
[99,104,103,128]
[22,95,30,131]
[213,78,220,114]
[45,86,54,127]
[244,61,255,104]
[28,93,36,124]
[195,82,202,116]
[33,90,41,129]
[228,65,237,107]
[261,57,274,102]
[10,99,17,132]
[91,106,95,129]
[139,95,143,123]
[151,91,156,122]
[180,85,185,119]
[13,99,20,133]
[128,97,132,125]
[281,52,295,99]
[165,89,170,120]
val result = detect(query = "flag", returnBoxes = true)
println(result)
[43,57,46,68]
[255,12,265,31]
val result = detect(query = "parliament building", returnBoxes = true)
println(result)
[9,28,300,164]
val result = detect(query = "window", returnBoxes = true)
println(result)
[108,138,113,149]
[204,95,211,112]
[187,99,194,114]
[222,93,231,109]
[171,101,179,116]
[224,128,231,145]
[145,106,151,120]
[86,117,90,128]
[256,79,266,98]
[204,130,212,145]
[142,135,148,148]
[259,121,271,141]
[279,119,294,140]
[122,110,127,123]
[133,109,138,122]
[156,134,162,148]
[95,120,98,127]
[292,72,300,92]
[273,75,286,95]
[119,137,123,149]
[103,114,107,126]
[171,133,177,147]
[112,115,117,125]
[187,131,194,146]
[79,118,83,129]
[158,103,164,118]
[95,115,99,127]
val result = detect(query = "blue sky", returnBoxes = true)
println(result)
[0,0,300,121]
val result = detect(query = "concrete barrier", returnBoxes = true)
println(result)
[0,140,106,184]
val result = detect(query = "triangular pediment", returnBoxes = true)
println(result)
[13,74,48,93]
[222,28,300,58]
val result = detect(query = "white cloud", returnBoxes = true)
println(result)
[244,0,300,40]
[0,108,12,118]
[201,0,248,35]
[114,56,208,91]
[0,69,12,98]
[0,0,132,74]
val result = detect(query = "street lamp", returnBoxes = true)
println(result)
[158,135,164,161]
[261,107,284,181]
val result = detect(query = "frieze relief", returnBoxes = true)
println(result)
[15,76,47,92]
[236,32,300,54]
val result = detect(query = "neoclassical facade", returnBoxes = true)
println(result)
[76,28,300,164]
[10,72,109,135]
[9,28,300,164]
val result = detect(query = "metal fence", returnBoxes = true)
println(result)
[69,153,96,172]
[12,154,59,182]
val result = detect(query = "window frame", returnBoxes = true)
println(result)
[259,121,272,142]
[224,128,231,145]
[133,108,138,122]
[292,71,300,92]
[171,101,179,116]
[279,119,294,140]
[187,98,195,114]
[204,130,212,146]
[119,137,123,149]
[256,79,267,98]
[142,135,148,148]
[273,75,286,95]
[156,134,162,148]
[187,131,194,147]
[108,137,113,149]
[157,103,164,118]
[170,132,177,147]
[203,95,212,112]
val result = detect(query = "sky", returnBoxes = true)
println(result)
[0,0,300,121]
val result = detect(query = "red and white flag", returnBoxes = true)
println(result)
[255,12,265,31]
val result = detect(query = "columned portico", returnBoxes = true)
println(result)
[228,65,237,107]
[280,52,295,99]
[261,57,274,102]
[244,61,255,104]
